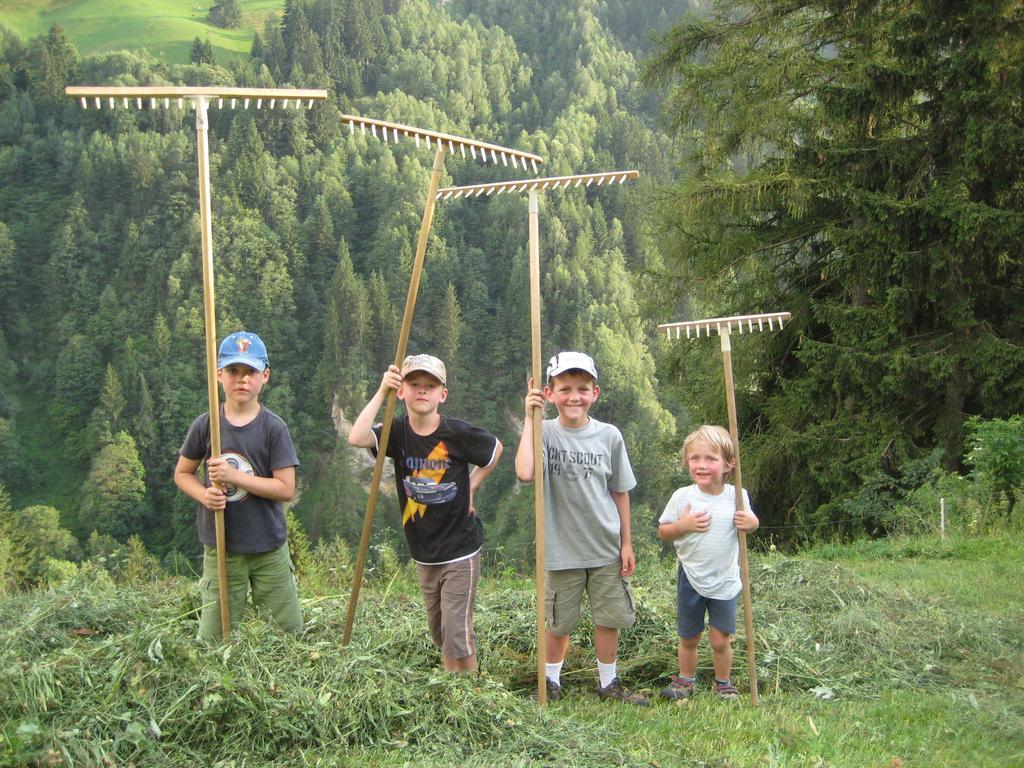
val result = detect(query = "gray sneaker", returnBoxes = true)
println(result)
[596,677,650,706]
[713,680,740,700]
[533,678,561,702]
[544,678,561,702]
[661,675,696,700]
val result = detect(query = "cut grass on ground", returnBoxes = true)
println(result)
[1,534,1021,766]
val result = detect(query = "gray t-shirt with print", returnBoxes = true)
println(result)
[180,406,299,554]
[541,417,637,570]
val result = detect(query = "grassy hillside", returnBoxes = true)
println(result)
[1,0,280,63]
[1,533,1021,766]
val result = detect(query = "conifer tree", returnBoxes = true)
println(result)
[645,0,1024,524]
[208,0,242,29]
[77,431,147,541]
[36,24,77,101]
[0,222,13,332]
[97,364,126,439]
[315,239,371,414]
[189,37,216,66]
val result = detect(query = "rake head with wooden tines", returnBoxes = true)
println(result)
[436,167,639,706]
[436,169,638,199]
[67,85,328,111]
[66,83,328,641]
[340,114,545,649]
[658,311,790,340]
[342,113,544,171]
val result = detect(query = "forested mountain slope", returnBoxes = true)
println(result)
[0,1,693,563]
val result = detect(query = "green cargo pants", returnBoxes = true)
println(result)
[198,542,303,642]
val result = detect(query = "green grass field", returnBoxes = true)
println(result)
[1,0,282,63]
[1,533,1021,766]
[589,535,1024,767]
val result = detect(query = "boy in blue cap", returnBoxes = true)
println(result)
[174,331,303,641]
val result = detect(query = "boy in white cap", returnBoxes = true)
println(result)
[174,331,302,641]
[515,351,649,705]
[349,354,502,673]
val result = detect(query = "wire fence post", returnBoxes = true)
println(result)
[940,497,946,540]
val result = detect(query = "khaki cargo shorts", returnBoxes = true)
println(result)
[545,562,636,637]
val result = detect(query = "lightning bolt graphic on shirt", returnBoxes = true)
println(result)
[403,442,450,525]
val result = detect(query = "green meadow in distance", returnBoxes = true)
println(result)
[2,0,282,64]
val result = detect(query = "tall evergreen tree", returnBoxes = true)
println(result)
[644,0,1024,525]
[77,431,147,541]
[36,24,77,101]
[96,364,126,439]
[0,223,13,333]
[189,37,216,66]
[315,239,371,415]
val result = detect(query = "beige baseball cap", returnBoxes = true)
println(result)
[401,354,447,385]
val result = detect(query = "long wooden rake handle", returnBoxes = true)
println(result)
[659,311,790,701]
[719,326,759,705]
[342,146,447,646]
[66,85,328,641]
[195,98,231,640]
[528,191,548,705]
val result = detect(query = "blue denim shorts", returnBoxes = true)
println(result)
[676,564,737,638]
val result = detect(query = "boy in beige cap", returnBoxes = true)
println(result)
[349,355,502,672]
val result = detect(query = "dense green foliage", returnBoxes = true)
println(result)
[208,0,244,30]
[644,1,1024,528]
[1,0,1021,569]
[0,2,687,564]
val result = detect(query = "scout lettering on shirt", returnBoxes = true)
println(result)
[545,445,605,480]
[540,418,637,571]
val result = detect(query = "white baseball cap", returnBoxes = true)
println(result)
[546,351,598,381]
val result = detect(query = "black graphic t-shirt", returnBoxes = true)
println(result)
[180,406,299,554]
[372,415,498,564]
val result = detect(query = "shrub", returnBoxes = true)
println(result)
[286,508,313,577]
[965,415,1024,520]
[306,534,351,593]
[0,537,11,595]
[122,535,160,585]
[41,557,78,588]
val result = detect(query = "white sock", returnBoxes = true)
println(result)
[545,661,563,686]
[597,659,617,689]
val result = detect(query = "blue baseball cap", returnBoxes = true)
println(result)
[218,331,269,371]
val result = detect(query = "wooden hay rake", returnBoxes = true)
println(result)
[657,310,791,705]
[438,170,639,704]
[66,85,329,640]
[339,114,545,647]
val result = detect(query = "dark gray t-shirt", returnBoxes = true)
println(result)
[541,417,637,570]
[180,406,299,554]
